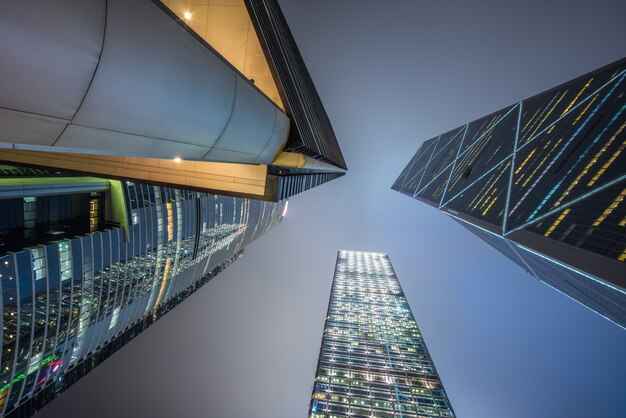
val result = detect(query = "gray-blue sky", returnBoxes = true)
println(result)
[37,0,626,417]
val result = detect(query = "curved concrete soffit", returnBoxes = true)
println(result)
[0,0,289,165]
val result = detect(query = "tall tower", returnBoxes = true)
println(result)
[309,250,455,418]
[392,58,626,329]
[0,165,286,417]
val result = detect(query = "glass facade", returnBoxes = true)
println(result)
[451,218,626,328]
[309,250,455,418]
[0,168,285,417]
[392,57,626,329]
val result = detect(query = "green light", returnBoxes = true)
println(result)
[0,353,62,393]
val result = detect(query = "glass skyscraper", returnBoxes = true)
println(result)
[392,57,626,329]
[309,250,455,418]
[0,164,286,417]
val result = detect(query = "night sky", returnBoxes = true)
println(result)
[37,0,626,417]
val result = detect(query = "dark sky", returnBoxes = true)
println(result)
[37,0,626,417]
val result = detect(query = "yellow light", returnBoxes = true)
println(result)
[527,90,567,140]
[587,126,626,186]
[561,78,593,116]
[515,148,536,175]
[183,11,192,20]
[593,188,626,227]
[544,208,571,237]
[174,157,182,163]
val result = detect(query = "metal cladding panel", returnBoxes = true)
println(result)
[0,0,289,165]
[55,125,212,160]
[245,0,347,170]
[0,111,66,147]
[0,0,105,120]
[206,77,286,163]
[72,0,236,148]
[257,110,290,163]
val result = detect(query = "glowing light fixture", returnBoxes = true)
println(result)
[183,11,192,20]
[174,157,182,163]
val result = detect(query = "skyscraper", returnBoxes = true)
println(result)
[0,1,346,416]
[309,250,455,418]
[0,164,286,417]
[392,57,626,329]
